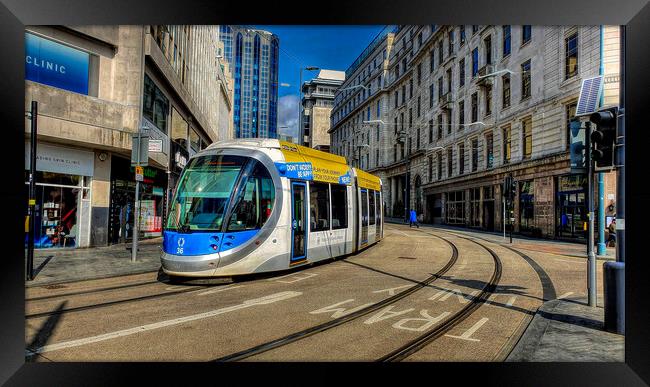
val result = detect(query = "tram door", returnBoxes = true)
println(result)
[375,191,382,240]
[290,182,307,262]
[360,189,369,245]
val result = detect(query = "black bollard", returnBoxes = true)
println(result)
[603,261,625,334]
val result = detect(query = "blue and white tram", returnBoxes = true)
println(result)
[161,139,383,278]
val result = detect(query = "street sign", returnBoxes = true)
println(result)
[135,166,144,181]
[131,133,149,166]
[148,139,163,153]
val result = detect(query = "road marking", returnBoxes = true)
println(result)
[364,306,415,324]
[372,284,412,296]
[557,292,574,300]
[391,230,412,237]
[445,317,489,342]
[276,273,318,284]
[393,310,451,332]
[197,285,243,296]
[25,291,302,357]
[457,259,468,271]
[506,296,517,307]
[429,288,479,304]
[310,299,375,319]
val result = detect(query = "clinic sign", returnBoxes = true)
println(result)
[25,32,90,95]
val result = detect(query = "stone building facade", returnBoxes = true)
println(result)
[25,25,233,249]
[331,25,620,241]
[301,69,345,150]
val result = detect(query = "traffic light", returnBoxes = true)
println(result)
[504,175,516,202]
[589,106,618,171]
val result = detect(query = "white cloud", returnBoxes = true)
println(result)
[278,94,300,140]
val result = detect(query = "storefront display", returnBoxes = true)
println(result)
[108,156,167,244]
[24,142,93,249]
[556,174,587,239]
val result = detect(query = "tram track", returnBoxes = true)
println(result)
[212,232,460,362]
[25,284,213,320]
[26,280,162,302]
[378,229,503,361]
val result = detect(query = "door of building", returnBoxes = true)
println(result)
[290,182,307,262]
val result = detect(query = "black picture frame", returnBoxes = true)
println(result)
[1,0,649,385]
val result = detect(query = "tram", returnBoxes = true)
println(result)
[161,139,384,278]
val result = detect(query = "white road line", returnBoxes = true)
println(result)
[25,291,302,357]
[445,317,489,342]
[372,284,412,296]
[557,292,574,300]
[276,273,318,284]
[197,285,244,296]
[506,296,517,307]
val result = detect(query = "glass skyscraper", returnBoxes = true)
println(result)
[219,26,279,139]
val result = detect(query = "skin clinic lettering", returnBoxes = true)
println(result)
[25,55,66,74]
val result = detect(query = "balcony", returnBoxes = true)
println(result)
[440,92,453,110]
[475,64,495,88]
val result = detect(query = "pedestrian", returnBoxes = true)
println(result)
[409,208,420,228]
[607,218,616,247]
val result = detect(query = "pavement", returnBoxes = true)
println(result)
[26,238,163,287]
[506,296,624,362]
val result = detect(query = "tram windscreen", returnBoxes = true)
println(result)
[166,155,246,231]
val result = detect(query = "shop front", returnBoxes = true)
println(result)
[108,156,167,244]
[24,142,93,249]
[556,174,587,240]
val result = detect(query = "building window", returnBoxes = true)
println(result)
[438,40,444,65]
[309,182,330,232]
[447,109,453,134]
[428,155,433,182]
[448,30,455,54]
[417,127,421,149]
[417,63,422,85]
[446,67,452,94]
[502,74,511,108]
[565,32,578,79]
[472,47,479,77]
[417,96,421,117]
[460,25,466,46]
[429,83,434,108]
[447,148,453,177]
[447,190,466,225]
[521,59,531,100]
[430,50,435,73]
[503,25,511,57]
[395,90,399,108]
[402,84,406,105]
[438,77,443,99]
[143,74,169,133]
[471,138,479,172]
[566,101,577,150]
[522,25,532,45]
[409,78,413,99]
[519,180,534,232]
[503,124,511,163]
[472,25,479,34]
[437,152,442,180]
[429,119,434,143]
[485,84,492,116]
[458,143,465,175]
[484,35,492,65]
[458,100,465,130]
[522,116,533,159]
[331,184,348,229]
[471,92,478,122]
[438,114,443,140]
[486,132,494,169]
[459,58,465,87]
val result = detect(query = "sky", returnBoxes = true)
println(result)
[253,25,387,140]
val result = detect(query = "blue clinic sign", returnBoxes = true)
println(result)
[25,33,90,95]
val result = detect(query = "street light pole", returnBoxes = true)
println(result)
[26,101,38,281]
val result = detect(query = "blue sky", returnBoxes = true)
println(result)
[253,25,387,139]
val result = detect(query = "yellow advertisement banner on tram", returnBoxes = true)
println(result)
[279,141,351,185]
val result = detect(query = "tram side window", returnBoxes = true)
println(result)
[309,182,330,232]
[227,161,275,231]
[330,184,348,230]
[369,189,376,225]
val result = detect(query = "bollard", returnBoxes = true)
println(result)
[603,261,625,334]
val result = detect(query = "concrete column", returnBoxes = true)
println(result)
[90,152,112,246]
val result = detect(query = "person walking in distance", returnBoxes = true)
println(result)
[409,208,420,228]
